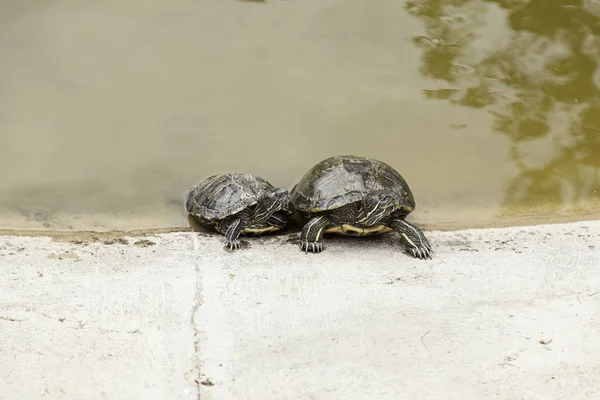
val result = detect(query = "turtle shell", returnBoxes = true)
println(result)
[290,155,415,212]
[185,173,275,220]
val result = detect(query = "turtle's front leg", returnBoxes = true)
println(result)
[221,217,244,250]
[390,219,433,259]
[300,215,331,253]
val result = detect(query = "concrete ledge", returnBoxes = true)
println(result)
[0,234,198,399]
[1,220,600,399]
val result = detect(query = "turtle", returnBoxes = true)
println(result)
[290,155,433,259]
[185,173,292,250]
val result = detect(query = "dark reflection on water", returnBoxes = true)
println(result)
[407,0,600,215]
[3,1,600,232]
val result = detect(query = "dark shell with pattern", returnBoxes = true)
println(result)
[290,155,415,213]
[185,173,276,220]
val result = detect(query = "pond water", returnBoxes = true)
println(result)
[1,0,599,232]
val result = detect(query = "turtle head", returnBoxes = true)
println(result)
[357,190,400,225]
[253,188,290,223]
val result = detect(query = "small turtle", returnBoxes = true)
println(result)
[185,173,292,250]
[290,155,432,259]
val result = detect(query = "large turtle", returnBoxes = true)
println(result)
[290,155,433,259]
[185,173,292,250]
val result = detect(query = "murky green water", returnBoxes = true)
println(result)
[1,0,599,232]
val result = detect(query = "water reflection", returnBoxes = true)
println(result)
[2,1,600,232]
[407,0,600,215]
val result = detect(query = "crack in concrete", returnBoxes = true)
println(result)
[190,234,203,400]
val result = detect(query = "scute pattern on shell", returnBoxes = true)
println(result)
[291,155,415,212]
[185,173,275,220]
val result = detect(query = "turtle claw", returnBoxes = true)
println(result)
[226,239,241,251]
[300,241,323,253]
[409,245,433,260]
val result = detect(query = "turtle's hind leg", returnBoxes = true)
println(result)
[390,219,433,259]
[299,215,331,253]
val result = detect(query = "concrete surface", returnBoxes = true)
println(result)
[1,220,600,400]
